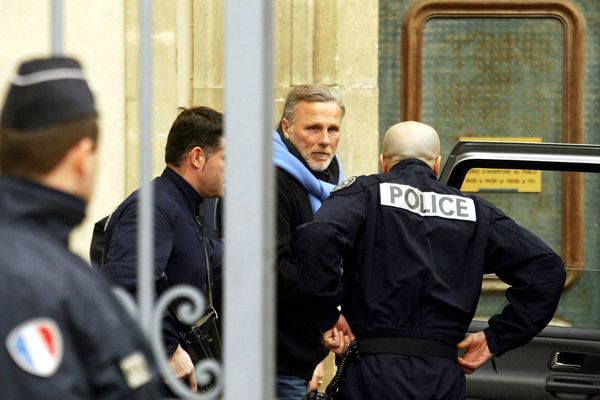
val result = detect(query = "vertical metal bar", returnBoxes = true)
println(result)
[224,0,275,399]
[51,0,63,55]
[138,0,154,336]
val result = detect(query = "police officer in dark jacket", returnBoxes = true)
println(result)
[0,57,161,399]
[296,121,566,399]
[102,106,224,391]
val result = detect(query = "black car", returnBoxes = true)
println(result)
[440,141,600,399]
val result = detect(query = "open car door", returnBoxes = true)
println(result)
[439,141,600,400]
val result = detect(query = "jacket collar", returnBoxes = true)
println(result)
[390,159,438,179]
[161,167,204,217]
[0,177,85,246]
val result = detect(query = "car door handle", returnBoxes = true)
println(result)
[551,351,583,371]
[550,351,600,373]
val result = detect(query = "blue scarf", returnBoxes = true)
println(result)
[273,131,344,213]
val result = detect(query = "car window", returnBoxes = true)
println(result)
[459,169,600,330]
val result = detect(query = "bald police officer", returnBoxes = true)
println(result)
[0,57,161,399]
[296,121,566,399]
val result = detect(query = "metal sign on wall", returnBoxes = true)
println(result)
[459,137,542,193]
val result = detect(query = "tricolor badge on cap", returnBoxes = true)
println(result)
[5,318,63,377]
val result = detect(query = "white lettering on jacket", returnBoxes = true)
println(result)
[380,183,476,222]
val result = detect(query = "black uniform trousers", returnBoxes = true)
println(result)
[340,354,465,400]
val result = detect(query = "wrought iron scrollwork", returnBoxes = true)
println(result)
[151,285,223,399]
[111,284,222,399]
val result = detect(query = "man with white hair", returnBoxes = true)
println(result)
[273,84,346,399]
[296,121,566,399]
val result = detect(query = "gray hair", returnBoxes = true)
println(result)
[279,85,345,128]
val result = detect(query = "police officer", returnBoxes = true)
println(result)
[0,57,161,398]
[296,121,566,399]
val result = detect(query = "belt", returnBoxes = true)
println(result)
[358,337,457,361]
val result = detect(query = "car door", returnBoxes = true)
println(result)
[439,141,600,400]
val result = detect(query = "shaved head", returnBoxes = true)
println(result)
[381,121,441,171]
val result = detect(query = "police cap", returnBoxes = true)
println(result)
[0,57,97,131]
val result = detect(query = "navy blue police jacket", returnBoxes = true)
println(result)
[296,159,566,356]
[102,167,223,355]
[0,177,161,399]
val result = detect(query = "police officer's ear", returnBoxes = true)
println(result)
[433,155,442,176]
[379,153,388,173]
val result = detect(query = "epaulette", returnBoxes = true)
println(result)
[331,175,375,196]
[332,176,357,193]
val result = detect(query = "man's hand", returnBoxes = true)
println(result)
[322,314,355,355]
[168,344,198,391]
[457,331,494,374]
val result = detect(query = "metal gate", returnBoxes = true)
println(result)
[50,1,275,398]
